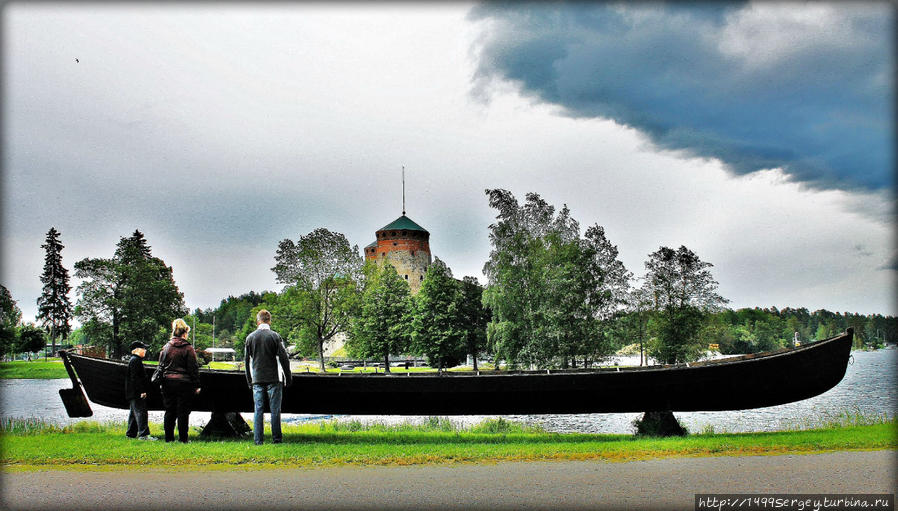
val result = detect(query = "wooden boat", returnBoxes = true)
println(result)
[58,329,853,418]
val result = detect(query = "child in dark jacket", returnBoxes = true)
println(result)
[125,341,155,440]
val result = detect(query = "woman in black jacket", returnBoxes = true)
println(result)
[158,318,201,443]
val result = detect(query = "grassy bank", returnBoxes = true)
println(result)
[2,416,895,470]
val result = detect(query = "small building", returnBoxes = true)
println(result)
[204,347,236,362]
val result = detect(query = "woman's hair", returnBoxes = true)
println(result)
[171,318,191,338]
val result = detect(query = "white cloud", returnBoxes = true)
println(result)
[716,3,878,69]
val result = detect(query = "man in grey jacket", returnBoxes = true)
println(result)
[244,309,293,444]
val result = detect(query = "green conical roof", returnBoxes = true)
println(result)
[378,215,429,234]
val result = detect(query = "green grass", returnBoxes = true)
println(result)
[2,416,895,470]
[0,361,68,379]
[206,361,239,370]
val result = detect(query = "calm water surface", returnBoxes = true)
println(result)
[1,349,894,434]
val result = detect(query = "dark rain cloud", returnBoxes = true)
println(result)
[469,3,893,192]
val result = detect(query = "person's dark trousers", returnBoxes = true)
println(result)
[253,382,283,445]
[126,397,150,438]
[162,379,195,443]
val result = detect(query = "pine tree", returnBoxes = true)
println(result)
[36,227,73,357]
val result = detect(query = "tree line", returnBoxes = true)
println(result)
[2,190,896,364]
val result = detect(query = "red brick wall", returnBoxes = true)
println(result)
[364,230,431,260]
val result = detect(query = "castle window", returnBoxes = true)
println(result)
[393,242,397,246]
[410,251,415,256]
[404,275,408,280]
[420,275,423,281]
[402,230,407,236]
[392,231,397,236]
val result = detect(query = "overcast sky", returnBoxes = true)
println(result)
[2,2,895,327]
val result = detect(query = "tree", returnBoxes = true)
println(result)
[271,228,363,371]
[624,280,654,366]
[348,263,411,372]
[17,324,47,361]
[233,292,280,358]
[116,231,184,350]
[411,259,465,371]
[75,230,186,357]
[482,189,576,368]
[643,245,727,364]
[1,285,22,359]
[577,225,632,366]
[36,227,73,357]
[482,189,629,369]
[457,276,490,371]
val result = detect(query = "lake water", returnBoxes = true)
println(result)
[1,349,894,434]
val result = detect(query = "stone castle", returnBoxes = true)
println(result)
[364,214,432,294]
[323,213,433,357]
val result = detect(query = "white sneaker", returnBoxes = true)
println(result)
[138,436,158,441]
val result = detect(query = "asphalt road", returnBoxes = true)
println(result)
[2,450,895,511]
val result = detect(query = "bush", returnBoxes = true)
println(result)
[632,411,689,437]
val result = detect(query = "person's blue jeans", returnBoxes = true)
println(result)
[252,382,283,444]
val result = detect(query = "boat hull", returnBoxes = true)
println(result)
[60,330,853,415]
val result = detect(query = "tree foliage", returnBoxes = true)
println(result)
[694,307,898,354]
[271,228,363,370]
[621,280,654,366]
[643,245,727,364]
[348,263,411,372]
[16,324,47,360]
[36,227,73,354]
[411,259,465,371]
[482,189,630,369]
[74,230,186,357]
[458,276,490,371]
[1,285,22,359]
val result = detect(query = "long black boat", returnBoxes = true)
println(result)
[58,329,853,418]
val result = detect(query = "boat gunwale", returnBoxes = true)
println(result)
[63,330,852,378]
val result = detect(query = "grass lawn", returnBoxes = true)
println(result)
[2,417,895,470]
[0,360,68,379]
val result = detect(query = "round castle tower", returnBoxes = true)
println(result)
[364,215,432,294]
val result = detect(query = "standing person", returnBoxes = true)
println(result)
[125,341,155,440]
[244,309,292,445]
[159,318,201,443]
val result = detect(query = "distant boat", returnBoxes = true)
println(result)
[58,329,853,418]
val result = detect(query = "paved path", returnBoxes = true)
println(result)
[2,450,895,510]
